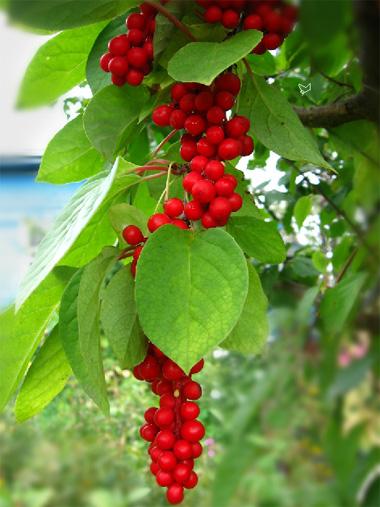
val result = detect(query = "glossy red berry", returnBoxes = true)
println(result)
[122,225,144,245]
[184,115,206,136]
[215,72,241,96]
[169,109,187,129]
[127,47,148,68]
[218,138,242,160]
[184,201,204,221]
[197,138,216,158]
[180,141,197,162]
[263,33,283,50]
[173,463,192,484]
[201,212,217,229]
[222,9,240,29]
[150,462,159,475]
[190,155,209,173]
[156,470,173,487]
[215,175,237,197]
[154,407,175,428]
[171,83,188,102]
[206,126,224,145]
[126,69,144,86]
[166,483,184,505]
[108,56,128,76]
[152,105,172,126]
[173,440,193,460]
[155,380,173,396]
[215,91,235,110]
[184,471,198,489]
[148,213,171,233]
[243,14,263,30]
[207,106,226,125]
[204,5,222,23]
[183,171,202,193]
[225,116,250,138]
[108,34,129,56]
[160,393,176,409]
[127,28,144,46]
[139,355,161,381]
[180,401,200,420]
[179,93,196,113]
[140,423,158,441]
[181,420,205,443]
[194,91,214,112]
[191,180,216,204]
[100,52,112,72]
[164,198,184,218]
[158,451,177,471]
[182,380,202,400]
[156,430,176,450]
[204,160,224,181]
[144,407,157,423]
[209,197,232,221]
[172,219,189,230]
[127,12,147,30]
[228,192,243,212]
[240,135,254,156]
[162,359,186,381]
[191,442,203,459]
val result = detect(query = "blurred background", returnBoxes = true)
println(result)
[0,2,379,507]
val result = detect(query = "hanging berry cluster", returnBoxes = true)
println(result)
[99,1,168,86]
[133,343,205,505]
[197,0,298,54]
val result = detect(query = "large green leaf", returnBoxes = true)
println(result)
[167,30,262,85]
[222,263,268,354]
[239,72,332,170]
[227,216,286,264]
[320,272,367,335]
[14,326,72,422]
[84,85,150,159]
[86,15,126,95]
[37,115,104,184]
[294,195,313,228]
[16,159,121,309]
[0,267,75,412]
[101,268,147,368]
[109,203,148,238]
[135,226,248,371]
[17,23,106,108]
[9,0,140,30]
[153,1,186,59]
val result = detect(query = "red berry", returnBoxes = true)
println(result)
[283,4,298,21]
[215,175,237,197]
[225,116,250,138]
[111,74,126,87]
[201,212,217,229]
[183,171,202,193]
[197,138,216,158]
[179,93,196,113]
[160,393,176,409]
[108,34,129,56]
[243,14,263,30]
[206,126,224,145]
[140,423,158,441]
[184,115,207,136]
[156,430,176,450]
[180,140,197,162]
[122,224,144,245]
[172,219,189,230]
[152,105,172,126]
[190,155,209,173]
[127,28,144,45]
[156,470,173,487]
[204,5,222,23]
[182,380,202,400]
[184,201,204,221]
[240,135,254,156]
[108,56,128,76]
[133,364,144,380]
[166,483,184,505]
[150,462,159,475]
[162,359,186,381]
[171,83,188,102]
[263,11,282,32]
[148,213,171,233]
[204,160,225,181]
[180,401,200,420]
[280,17,294,35]
[144,407,157,423]
[173,464,192,484]
[144,40,154,60]
[207,106,226,124]
[209,197,232,221]
[190,358,204,374]
[180,458,194,469]
[158,450,177,471]
[215,91,235,110]
[184,471,198,489]
[139,355,161,380]
[191,442,203,459]
[215,72,241,96]
[164,198,184,218]
[228,192,243,212]
[173,440,193,460]
[149,444,161,461]
[154,407,175,428]
[218,138,242,160]
[170,109,187,129]
[127,12,147,30]
[127,47,148,68]
[181,420,205,443]
[253,41,266,55]
[140,2,157,16]
[222,9,240,29]
[263,33,283,50]
[100,52,112,72]
[191,180,216,204]
[156,380,173,396]
[194,91,214,112]
[126,69,144,86]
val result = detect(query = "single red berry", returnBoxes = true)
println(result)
[150,462,159,475]
[184,115,207,136]
[253,41,266,55]
[144,40,154,60]
[158,450,177,471]
[164,198,184,218]
[166,483,184,505]
[108,56,128,76]
[152,105,172,126]
[156,470,173,487]
[222,9,240,29]
[263,33,283,50]
[173,440,193,460]
[139,355,161,380]
[215,91,235,111]
[173,464,192,484]
[160,393,176,409]
[172,219,189,230]
[180,458,194,469]
[209,197,232,221]
[162,359,186,381]
[122,224,144,245]
[108,34,129,56]
[283,4,298,21]
[225,116,250,138]
[243,14,263,30]
[127,47,148,68]
[201,212,217,229]
[126,68,144,86]
[218,138,242,160]
[144,407,157,423]
[191,180,216,204]
[171,83,188,102]
[204,160,225,181]
[256,3,272,17]
[191,442,203,459]
[169,109,187,130]
[127,12,147,30]
[240,135,254,156]
[184,201,204,221]
[206,126,225,145]
[182,380,202,400]
[207,106,226,125]
[180,401,200,420]
[140,2,157,16]
[190,358,204,374]
[204,5,222,23]
[183,171,202,193]
[180,141,197,162]
[215,72,241,96]
[181,420,205,443]
[215,175,237,197]
[133,364,144,380]
[156,430,176,450]
[228,192,243,212]
[263,11,282,32]
[156,380,173,396]
[140,423,158,441]
[100,52,112,72]
[197,138,216,158]
[190,155,209,173]
[127,28,144,45]
[179,93,196,113]
[148,213,171,233]
[154,407,175,428]
[184,470,198,489]
[194,91,214,112]
[280,17,294,35]
[149,444,161,461]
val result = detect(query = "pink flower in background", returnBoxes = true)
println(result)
[204,438,216,457]
[338,350,352,368]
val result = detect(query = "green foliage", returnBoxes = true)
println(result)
[136,226,248,371]
[294,195,313,228]
[15,327,72,422]
[168,31,262,85]
[108,203,148,237]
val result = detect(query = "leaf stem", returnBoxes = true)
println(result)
[152,129,178,157]
[146,1,197,41]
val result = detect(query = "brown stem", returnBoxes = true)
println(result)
[140,171,168,182]
[136,165,169,174]
[146,1,197,41]
[335,248,358,284]
[152,129,178,157]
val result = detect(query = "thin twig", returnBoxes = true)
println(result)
[152,129,178,157]
[146,1,197,41]
[335,248,358,284]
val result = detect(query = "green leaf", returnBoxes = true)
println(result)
[17,23,106,108]
[101,268,147,368]
[167,30,262,85]
[14,326,72,422]
[109,203,148,237]
[222,263,268,355]
[0,267,75,412]
[86,15,126,95]
[16,159,120,309]
[294,195,312,228]
[84,85,150,159]
[227,216,286,264]
[320,272,367,335]
[37,115,104,184]
[136,226,248,372]
[312,250,329,273]
[9,0,140,30]
[154,1,186,60]
[239,72,332,171]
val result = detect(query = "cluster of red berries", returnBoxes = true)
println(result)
[133,343,205,504]
[197,0,297,54]
[99,2,167,86]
